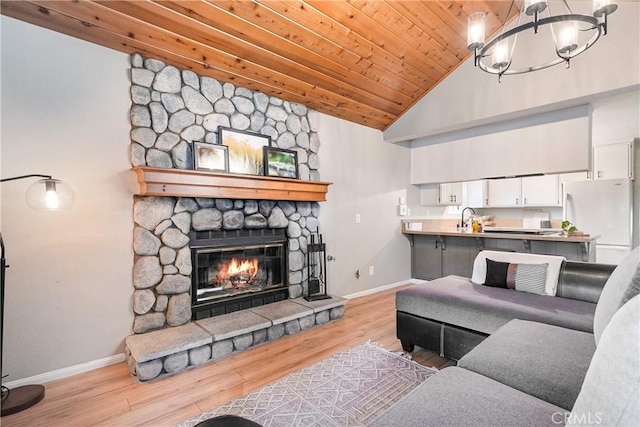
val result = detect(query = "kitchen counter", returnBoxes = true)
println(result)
[402,228,600,243]
[403,221,600,278]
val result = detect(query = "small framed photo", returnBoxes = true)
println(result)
[264,146,299,179]
[219,126,271,175]
[193,141,229,172]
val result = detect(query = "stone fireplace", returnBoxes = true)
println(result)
[128,52,327,334]
[125,54,346,381]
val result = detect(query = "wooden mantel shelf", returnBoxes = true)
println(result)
[132,166,332,202]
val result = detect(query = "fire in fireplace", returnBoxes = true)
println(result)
[191,229,288,319]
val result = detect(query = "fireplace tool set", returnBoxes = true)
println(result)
[305,231,330,301]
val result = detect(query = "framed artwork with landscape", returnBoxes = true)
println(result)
[219,126,271,175]
[193,141,228,172]
[264,146,299,179]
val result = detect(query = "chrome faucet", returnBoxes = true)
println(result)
[460,207,477,229]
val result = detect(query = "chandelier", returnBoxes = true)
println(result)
[467,0,618,81]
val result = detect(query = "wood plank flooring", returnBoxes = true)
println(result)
[1,285,454,426]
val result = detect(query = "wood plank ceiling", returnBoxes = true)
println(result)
[1,1,514,130]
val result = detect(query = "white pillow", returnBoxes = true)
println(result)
[471,250,566,296]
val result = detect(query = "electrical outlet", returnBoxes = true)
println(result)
[355,213,361,224]
[369,265,374,276]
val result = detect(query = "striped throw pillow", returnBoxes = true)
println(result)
[514,263,549,295]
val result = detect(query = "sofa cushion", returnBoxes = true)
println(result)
[513,263,548,295]
[593,246,640,345]
[472,250,565,296]
[457,319,596,410]
[369,367,567,427]
[485,258,510,288]
[569,295,640,426]
[396,276,596,334]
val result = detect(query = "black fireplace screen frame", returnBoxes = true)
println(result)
[190,228,289,320]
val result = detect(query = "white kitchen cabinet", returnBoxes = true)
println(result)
[486,178,521,207]
[521,175,560,206]
[419,184,439,205]
[463,180,486,208]
[593,141,634,180]
[438,182,463,205]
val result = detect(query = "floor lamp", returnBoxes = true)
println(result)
[1,175,74,416]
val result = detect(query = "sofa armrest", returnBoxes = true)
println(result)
[557,261,616,304]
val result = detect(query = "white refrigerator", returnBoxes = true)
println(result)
[563,178,633,264]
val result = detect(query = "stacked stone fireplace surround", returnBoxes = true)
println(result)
[124,54,345,381]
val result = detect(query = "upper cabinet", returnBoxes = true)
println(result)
[486,178,521,207]
[486,176,560,208]
[463,180,486,208]
[438,182,463,205]
[521,175,560,206]
[419,181,485,207]
[593,141,634,180]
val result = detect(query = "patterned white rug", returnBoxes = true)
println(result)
[178,342,437,427]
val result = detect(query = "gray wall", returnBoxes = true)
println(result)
[318,114,415,296]
[1,17,133,380]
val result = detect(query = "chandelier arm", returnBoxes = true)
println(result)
[0,174,53,183]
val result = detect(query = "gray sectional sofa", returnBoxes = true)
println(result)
[396,251,615,360]
[370,248,640,426]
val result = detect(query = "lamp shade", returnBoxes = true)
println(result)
[25,178,74,211]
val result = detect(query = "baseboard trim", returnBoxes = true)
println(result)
[3,279,429,387]
[3,353,126,389]
[343,278,425,300]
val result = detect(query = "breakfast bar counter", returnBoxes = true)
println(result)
[402,221,600,280]
[403,228,600,244]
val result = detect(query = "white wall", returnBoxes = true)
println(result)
[384,1,640,143]
[318,114,416,296]
[1,17,133,380]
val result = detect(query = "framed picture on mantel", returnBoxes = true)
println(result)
[219,126,271,175]
[264,146,299,179]
[193,141,228,173]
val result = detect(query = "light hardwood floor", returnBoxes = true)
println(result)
[1,285,454,426]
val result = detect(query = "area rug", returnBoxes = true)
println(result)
[178,342,437,427]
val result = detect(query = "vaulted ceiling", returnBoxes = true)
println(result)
[1,1,516,130]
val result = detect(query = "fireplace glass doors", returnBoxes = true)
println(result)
[194,244,283,301]
[190,229,288,319]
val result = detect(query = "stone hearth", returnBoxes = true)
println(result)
[125,297,346,381]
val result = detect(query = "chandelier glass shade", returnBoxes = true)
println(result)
[467,0,617,81]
